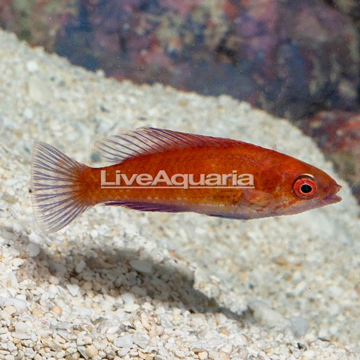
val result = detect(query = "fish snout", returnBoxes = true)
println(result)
[324,183,342,204]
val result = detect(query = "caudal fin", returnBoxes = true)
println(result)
[31,142,89,233]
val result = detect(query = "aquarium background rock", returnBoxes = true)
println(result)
[325,0,360,25]
[1,0,358,119]
[297,110,360,210]
[0,29,360,358]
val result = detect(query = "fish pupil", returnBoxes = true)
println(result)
[301,184,312,194]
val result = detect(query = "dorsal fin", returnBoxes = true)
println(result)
[94,127,239,164]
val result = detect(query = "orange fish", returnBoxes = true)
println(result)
[31,127,342,233]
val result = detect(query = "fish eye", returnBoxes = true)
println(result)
[300,184,312,193]
[293,175,318,199]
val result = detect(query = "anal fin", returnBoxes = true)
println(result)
[105,200,186,213]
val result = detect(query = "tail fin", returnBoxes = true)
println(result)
[31,142,89,233]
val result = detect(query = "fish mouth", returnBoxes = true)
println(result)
[324,184,342,204]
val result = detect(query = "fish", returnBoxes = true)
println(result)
[31,127,342,233]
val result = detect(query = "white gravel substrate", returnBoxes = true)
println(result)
[0,29,359,359]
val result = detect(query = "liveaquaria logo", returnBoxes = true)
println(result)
[101,170,254,189]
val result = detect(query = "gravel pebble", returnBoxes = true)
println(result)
[248,299,290,329]
[290,316,309,337]
[26,241,40,257]
[26,60,38,73]
[85,345,98,357]
[66,284,80,297]
[130,259,153,274]
[114,335,133,348]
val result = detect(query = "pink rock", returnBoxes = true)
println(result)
[299,110,360,204]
